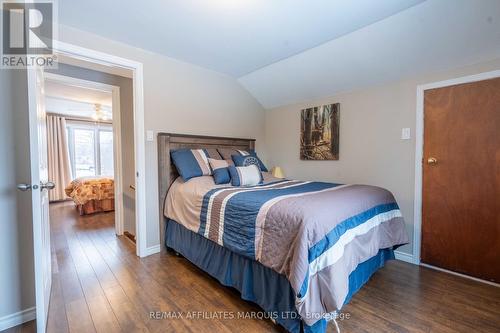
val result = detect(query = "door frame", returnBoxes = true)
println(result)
[413,69,500,265]
[29,40,149,257]
[44,72,124,236]
[26,67,51,333]
[53,41,148,257]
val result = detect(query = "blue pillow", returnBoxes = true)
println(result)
[232,154,260,169]
[248,150,268,172]
[228,165,263,186]
[208,158,230,184]
[232,150,268,172]
[171,148,212,181]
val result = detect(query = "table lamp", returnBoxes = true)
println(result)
[272,166,285,179]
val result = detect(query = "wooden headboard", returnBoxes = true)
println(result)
[157,133,255,243]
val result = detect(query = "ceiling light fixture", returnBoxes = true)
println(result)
[92,103,106,121]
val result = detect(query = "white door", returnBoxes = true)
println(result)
[24,67,53,333]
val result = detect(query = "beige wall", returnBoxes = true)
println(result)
[265,58,500,255]
[4,22,496,324]
[57,25,267,248]
[47,63,136,235]
[1,24,266,323]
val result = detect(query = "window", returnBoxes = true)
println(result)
[99,131,114,176]
[73,128,96,177]
[67,122,114,178]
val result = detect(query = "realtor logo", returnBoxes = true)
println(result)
[2,0,57,68]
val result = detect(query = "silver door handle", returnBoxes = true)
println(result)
[17,183,31,191]
[40,181,56,190]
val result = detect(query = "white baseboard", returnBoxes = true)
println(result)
[0,307,36,331]
[143,244,161,257]
[394,250,415,264]
[420,263,500,287]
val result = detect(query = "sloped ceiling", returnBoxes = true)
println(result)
[59,0,500,109]
[238,0,500,108]
[59,0,423,77]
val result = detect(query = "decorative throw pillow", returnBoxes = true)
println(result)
[231,150,268,172]
[204,148,222,160]
[228,164,263,186]
[246,150,268,172]
[218,148,268,172]
[231,154,261,169]
[217,148,238,166]
[170,148,212,181]
[208,158,230,184]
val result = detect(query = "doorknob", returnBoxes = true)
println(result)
[40,181,56,190]
[17,183,31,191]
[427,157,438,165]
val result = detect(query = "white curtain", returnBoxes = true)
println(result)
[47,115,72,201]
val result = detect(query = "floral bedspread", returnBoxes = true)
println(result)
[65,176,114,205]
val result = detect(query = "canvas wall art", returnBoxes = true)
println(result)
[300,103,339,160]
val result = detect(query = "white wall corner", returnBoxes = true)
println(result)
[394,250,416,264]
[0,307,36,331]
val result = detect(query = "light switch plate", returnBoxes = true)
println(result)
[146,130,154,142]
[401,128,411,140]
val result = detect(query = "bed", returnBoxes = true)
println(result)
[65,176,115,215]
[157,133,408,333]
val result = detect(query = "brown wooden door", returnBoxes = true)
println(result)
[422,77,500,283]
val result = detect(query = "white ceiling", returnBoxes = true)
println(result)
[59,0,424,77]
[45,81,112,119]
[239,0,500,108]
[59,0,500,109]
[45,81,112,106]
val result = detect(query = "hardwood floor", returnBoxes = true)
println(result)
[6,202,500,333]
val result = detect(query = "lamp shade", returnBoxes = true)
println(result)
[272,166,285,179]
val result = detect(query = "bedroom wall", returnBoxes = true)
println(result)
[46,64,137,236]
[57,25,267,249]
[0,70,36,323]
[0,24,266,325]
[265,58,500,256]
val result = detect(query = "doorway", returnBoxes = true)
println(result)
[414,71,500,283]
[25,42,146,333]
[43,72,127,238]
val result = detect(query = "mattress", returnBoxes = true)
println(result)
[164,173,408,331]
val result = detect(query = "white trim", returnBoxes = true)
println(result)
[144,244,161,256]
[421,264,500,288]
[27,67,52,333]
[111,88,124,236]
[0,307,36,331]
[414,69,500,264]
[52,41,148,258]
[44,73,125,236]
[394,251,415,264]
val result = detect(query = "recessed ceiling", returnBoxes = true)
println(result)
[59,0,424,77]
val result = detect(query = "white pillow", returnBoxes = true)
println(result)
[228,164,263,186]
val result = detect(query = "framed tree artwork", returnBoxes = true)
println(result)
[300,103,340,160]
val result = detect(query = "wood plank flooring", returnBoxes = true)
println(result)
[4,201,500,333]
